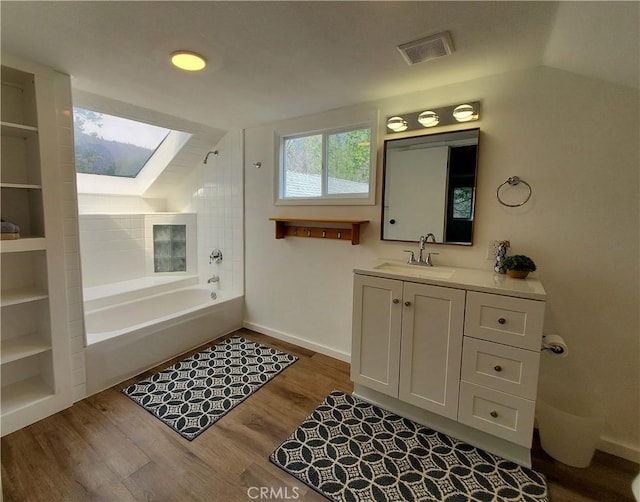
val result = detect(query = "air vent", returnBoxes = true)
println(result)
[398,31,454,66]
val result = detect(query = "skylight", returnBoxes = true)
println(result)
[73,107,171,178]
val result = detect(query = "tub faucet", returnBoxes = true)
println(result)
[207,275,220,284]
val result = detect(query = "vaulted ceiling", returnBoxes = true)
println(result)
[2,1,638,131]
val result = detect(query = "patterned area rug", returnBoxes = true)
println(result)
[270,391,548,502]
[123,336,297,440]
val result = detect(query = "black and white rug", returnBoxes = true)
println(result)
[270,391,548,502]
[123,336,297,440]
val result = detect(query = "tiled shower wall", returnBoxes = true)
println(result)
[78,214,146,287]
[169,129,244,296]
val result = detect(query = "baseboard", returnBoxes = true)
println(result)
[242,321,351,363]
[597,437,640,464]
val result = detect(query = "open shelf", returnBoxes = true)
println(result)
[1,60,74,436]
[1,182,42,190]
[269,217,369,245]
[1,121,38,138]
[1,237,46,253]
[1,377,53,415]
[0,287,48,307]
[1,334,51,365]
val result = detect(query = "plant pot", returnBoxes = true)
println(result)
[507,269,530,279]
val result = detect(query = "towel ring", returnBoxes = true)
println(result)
[497,176,532,207]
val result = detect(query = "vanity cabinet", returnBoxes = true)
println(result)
[351,274,464,419]
[351,261,546,466]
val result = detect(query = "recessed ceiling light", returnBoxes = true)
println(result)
[171,51,206,71]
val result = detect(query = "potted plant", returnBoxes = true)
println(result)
[503,255,536,279]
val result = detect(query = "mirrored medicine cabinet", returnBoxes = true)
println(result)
[381,128,479,245]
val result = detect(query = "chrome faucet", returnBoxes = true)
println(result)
[404,233,439,266]
[207,275,220,283]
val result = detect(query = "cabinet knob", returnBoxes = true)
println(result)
[490,410,499,418]
[392,299,400,304]
[404,301,412,307]
[494,365,502,372]
[498,317,506,325]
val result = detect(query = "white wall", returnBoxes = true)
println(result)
[78,214,146,287]
[53,72,86,403]
[77,194,166,213]
[244,66,639,460]
[168,129,244,296]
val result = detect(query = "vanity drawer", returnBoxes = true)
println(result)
[458,381,535,447]
[461,337,540,399]
[464,291,544,351]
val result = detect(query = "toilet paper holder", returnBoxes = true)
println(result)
[541,334,567,355]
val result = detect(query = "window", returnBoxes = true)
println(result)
[278,125,374,204]
[73,107,170,178]
[153,224,187,272]
[73,104,193,196]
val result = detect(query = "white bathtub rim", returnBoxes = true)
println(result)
[83,275,200,310]
[85,288,242,345]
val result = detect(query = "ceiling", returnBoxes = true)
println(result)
[1,1,638,131]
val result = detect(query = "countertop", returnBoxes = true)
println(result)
[354,259,546,301]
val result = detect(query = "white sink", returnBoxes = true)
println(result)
[373,262,455,279]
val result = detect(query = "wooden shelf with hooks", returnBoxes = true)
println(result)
[269,218,369,245]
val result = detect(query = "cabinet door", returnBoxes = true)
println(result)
[399,283,464,419]
[351,274,403,397]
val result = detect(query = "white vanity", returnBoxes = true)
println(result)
[351,259,546,466]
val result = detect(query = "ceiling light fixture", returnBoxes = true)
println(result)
[387,116,409,132]
[386,101,480,133]
[171,51,207,71]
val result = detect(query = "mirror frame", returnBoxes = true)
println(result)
[380,127,480,245]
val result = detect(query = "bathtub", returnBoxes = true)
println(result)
[84,284,243,395]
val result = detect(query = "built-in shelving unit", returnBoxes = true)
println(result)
[1,59,73,436]
[269,217,369,245]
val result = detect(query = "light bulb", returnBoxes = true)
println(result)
[418,110,439,127]
[453,104,475,122]
[387,116,408,132]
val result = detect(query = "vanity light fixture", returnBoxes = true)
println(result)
[386,116,409,132]
[171,51,207,71]
[386,101,480,133]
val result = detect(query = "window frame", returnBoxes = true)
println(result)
[275,121,376,206]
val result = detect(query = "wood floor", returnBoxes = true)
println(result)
[2,329,637,501]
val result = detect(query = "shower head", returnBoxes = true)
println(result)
[204,150,219,164]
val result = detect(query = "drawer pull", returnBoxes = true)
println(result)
[490,410,499,418]
[498,317,506,325]
[393,299,400,304]
[494,365,503,372]
[404,301,412,307]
